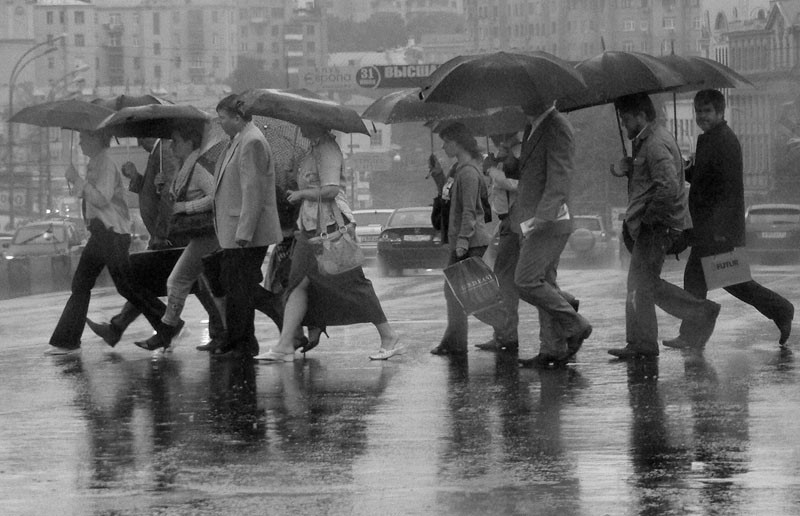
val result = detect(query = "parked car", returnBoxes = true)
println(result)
[4,220,85,260]
[353,209,394,258]
[561,215,616,266]
[745,203,800,263]
[376,207,449,276]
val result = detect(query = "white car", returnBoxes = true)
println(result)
[353,209,394,258]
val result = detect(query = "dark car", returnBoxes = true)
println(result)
[353,209,394,258]
[376,207,449,276]
[745,203,800,263]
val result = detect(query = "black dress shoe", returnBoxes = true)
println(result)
[608,345,659,359]
[518,353,567,369]
[211,344,247,360]
[134,320,184,352]
[776,305,794,346]
[475,339,519,353]
[430,344,467,356]
[85,318,121,347]
[197,337,226,352]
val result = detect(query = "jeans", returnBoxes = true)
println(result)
[50,223,166,348]
[626,224,713,349]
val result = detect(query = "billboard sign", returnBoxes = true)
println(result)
[356,64,440,89]
[299,66,360,91]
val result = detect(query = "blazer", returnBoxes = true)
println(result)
[510,109,574,236]
[213,122,282,249]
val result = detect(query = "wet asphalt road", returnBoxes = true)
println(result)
[1,260,799,516]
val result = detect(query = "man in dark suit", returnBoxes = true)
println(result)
[663,89,793,349]
[212,95,283,358]
[511,102,592,369]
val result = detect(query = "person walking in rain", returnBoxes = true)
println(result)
[512,102,592,369]
[608,93,720,359]
[662,89,793,350]
[47,130,171,354]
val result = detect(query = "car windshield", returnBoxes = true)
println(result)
[573,218,602,231]
[387,209,431,227]
[747,208,800,224]
[356,212,392,226]
[13,225,65,245]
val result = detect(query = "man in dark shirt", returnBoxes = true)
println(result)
[663,89,794,349]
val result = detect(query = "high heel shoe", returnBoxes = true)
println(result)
[297,327,327,354]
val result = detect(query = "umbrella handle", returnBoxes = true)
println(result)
[67,132,74,195]
[615,111,628,159]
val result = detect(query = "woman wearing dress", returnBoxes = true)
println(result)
[255,124,403,362]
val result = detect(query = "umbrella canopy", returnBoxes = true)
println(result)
[560,51,686,112]
[421,51,588,111]
[254,116,311,190]
[91,93,172,111]
[9,99,114,131]
[95,104,211,139]
[430,107,528,136]
[658,55,753,92]
[238,88,370,135]
[362,88,480,124]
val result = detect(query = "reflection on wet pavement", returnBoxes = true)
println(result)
[1,267,799,515]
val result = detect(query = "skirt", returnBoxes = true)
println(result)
[288,229,387,328]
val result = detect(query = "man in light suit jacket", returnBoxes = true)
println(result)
[511,102,592,369]
[213,95,283,358]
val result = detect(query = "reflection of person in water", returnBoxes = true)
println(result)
[208,359,264,443]
[683,355,750,509]
[56,356,181,489]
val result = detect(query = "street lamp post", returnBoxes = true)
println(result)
[6,35,65,229]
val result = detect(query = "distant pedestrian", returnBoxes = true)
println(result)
[608,93,720,360]
[663,89,793,350]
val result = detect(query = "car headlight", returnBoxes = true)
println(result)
[4,254,13,260]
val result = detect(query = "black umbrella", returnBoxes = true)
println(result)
[238,88,370,135]
[429,107,528,137]
[9,99,114,131]
[362,88,479,124]
[91,93,172,111]
[95,104,211,139]
[421,51,588,111]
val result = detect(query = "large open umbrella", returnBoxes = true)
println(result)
[91,93,172,111]
[362,88,479,124]
[421,51,588,111]
[429,106,528,137]
[10,99,114,131]
[95,104,211,139]
[238,88,370,135]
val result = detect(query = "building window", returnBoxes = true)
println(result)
[623,40,634,51]
[154,65,162,79]
[154,42,161,55]
[272,25,280,36]
[59,11,65,24]
[174,56,181,68]
[663,17,675,29]
[46,11,53,24]
[623,19,635,31]
[212,56,220,68]
[74,11,84,24]
[74,34,84,47]
[133,57,141,70]
[692,17,701,30]
[48,57,55,70]
[172,11,180,23]
[271,7,285,18]
[257,42,265,53]
[212,11,218,23]
[621,0,632,6]
[307,41,316,52]
[307,24,315,35]
[153,12,160,35]
[132,35,139,46]
[213,33,219,46]
[640,21,649,31]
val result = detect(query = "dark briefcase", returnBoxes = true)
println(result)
[128,247,186,297]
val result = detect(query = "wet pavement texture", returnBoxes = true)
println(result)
[1,262,800,515]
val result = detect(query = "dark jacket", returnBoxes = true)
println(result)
[686,120,745,247]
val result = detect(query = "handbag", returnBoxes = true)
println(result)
[307,193,364,276]
[167,160,215,241]
[443,256,503,316]
[700,248,752,290]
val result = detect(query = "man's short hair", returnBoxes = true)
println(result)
[216,94,251,122]
[614,93,656,122]
[694,89,725,114]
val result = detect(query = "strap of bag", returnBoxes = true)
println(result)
[174,154,199,202]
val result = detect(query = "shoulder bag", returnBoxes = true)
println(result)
[307,192,364,276]
[167,161,215,241]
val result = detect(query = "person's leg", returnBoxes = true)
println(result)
[515,233,588,341]
[264,276,311,356]
[49,234,106,349]
[726,280,794,344]
[621,228,662,354]
[194,274,225,340]
[433,249,474,354]
[218,246,267,355]
[109,302,141,334]
[493,223,520,343]
[253,286,284,330]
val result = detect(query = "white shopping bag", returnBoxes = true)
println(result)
[700,248,752,290]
